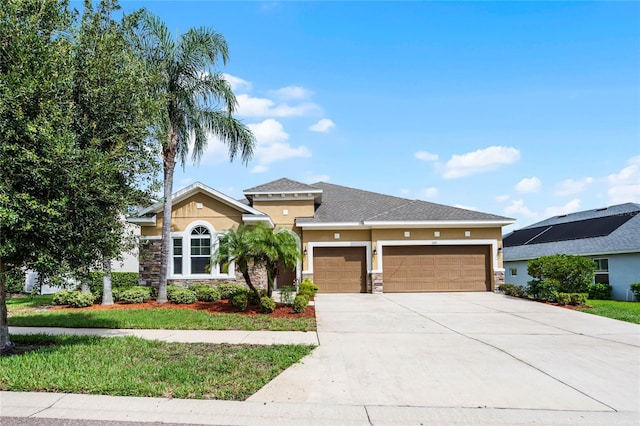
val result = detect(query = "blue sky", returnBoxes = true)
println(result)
[119,1,639,231]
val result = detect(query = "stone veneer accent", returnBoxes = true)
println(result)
[139,239,267,290]
[493,269,505,292]
[370,272,383,294]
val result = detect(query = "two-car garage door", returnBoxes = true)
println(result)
[312,244,491,293]
[382,245,491,292]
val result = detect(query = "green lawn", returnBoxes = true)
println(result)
[580,300,640,324]
[1,334,314,400]
[7,295,316,331]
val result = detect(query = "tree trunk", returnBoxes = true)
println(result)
[102,258,114,305]
[158,135,177,304]
[241,270,260,301]
[266,264,278,298]
[0,260,14,354]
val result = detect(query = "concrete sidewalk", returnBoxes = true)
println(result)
[2,391,639,425]
[8,326,319,345]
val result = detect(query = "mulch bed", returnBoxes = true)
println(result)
[54,299,316,319]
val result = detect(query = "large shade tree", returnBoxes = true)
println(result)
[135,13,255,303]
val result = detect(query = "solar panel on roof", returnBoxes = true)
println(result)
[504,210,639,246]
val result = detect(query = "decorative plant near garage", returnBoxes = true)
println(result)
[526,254,596,305]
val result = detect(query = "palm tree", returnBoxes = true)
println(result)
[136,13,255,303]
[213,224,261,301]
[249,224,301,298]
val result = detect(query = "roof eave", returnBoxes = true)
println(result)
[126,215,157,226]
[364,220,515,228]
[242,214,275,229]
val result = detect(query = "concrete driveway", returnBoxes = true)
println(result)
[249,293,639,415]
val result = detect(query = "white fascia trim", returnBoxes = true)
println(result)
[127,215,157,226]
[137,182,264,216]
[140,235,161,240]
[296,221,365,229]
[242,214,275,228]
[364,220,515,228]
[372,239,500,273]
[245,189,323,196]
[303,241,372,275]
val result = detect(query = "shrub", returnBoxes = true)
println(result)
[498,283,527,297]
[118,286,153,304]
[293,294,309,314]
[527,254,596,294]
[88,272,139,300]
[630,283,640,301]
[217,282,246,300]
[588,283,612,300]
[4,269,25,294]
[230,290,249,311]
[66,291,95,308]
[52,290,75,306]
[556,293,572,306]
[298,279,318,298]
[527,279,559,302]
[279,285,296,304]
[167,287,197,304]
[248,288,267,306]
[260,296,276,314]
[570,293,588,306]
[188,284,221,302]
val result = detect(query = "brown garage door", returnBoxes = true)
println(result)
[313,247,366,293]
[383,245,490,292]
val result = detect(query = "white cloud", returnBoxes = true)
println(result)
[545,199,581,217]
[554,177,594,196]
[421,187,439,198]
[495,194,510,202]
[607,158,640,203]
[303,173,330,183]
[399,188,410,195]
[515,176,541,193]
[247,118,289,144]
[414,151,439,162]
[440,146,520,179]
[246,119,311,172]
[505,199,537,218]
[309,118,335,133]
[454,203,476,211]
[250,165,268,173]
[222,73,252,93]
[236,94,320,117]
[269,86,313,100]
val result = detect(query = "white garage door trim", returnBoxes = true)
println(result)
[373,239,501,274]
[303,241,372,275]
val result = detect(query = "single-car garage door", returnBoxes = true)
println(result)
[313,247,366,293]
[383,245,490,292]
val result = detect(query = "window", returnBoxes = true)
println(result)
[510,268,517,276]
[593,258,609,284]
[173,238,183,275]
[190,226,211,274]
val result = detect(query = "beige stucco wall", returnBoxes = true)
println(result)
[252,199,315,229]
[140,192,243,237]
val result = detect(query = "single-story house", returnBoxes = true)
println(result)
[503,203,640,301]
[129,178,514,293]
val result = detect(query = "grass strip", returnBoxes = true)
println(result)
[580,300,640,324]
[1,334,315,400]
[8,308,315,331]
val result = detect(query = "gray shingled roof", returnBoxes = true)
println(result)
[296,182,512,223]
[504,203,640,260]
[244,178,320,193]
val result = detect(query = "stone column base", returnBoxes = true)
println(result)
[371,272,383,294]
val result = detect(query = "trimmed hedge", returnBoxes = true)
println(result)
[188,284,221,302]
[260,296,276,314]
[118,286,154,304]
[53,290,94,308]
[293,294,309,314]
[88,272,139,300]
[630,283,640,301]
[587,283,612,300]
[167,285,197,304]
[217,282,246,300]
[298,279,318,298]
[498,283,527,297]
[231,291,248,311]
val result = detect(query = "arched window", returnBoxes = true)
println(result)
[190,226,211,274]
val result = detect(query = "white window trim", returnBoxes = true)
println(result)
[303,241,372,275]
[371,239,500,273]
[169,220,235,280]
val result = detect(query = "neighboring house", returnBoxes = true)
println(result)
[503,203,640,301]
[128,178,514,294]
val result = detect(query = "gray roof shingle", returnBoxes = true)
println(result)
[296,182,513,224]
[504,203,640,260]
[244,178,321,193]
